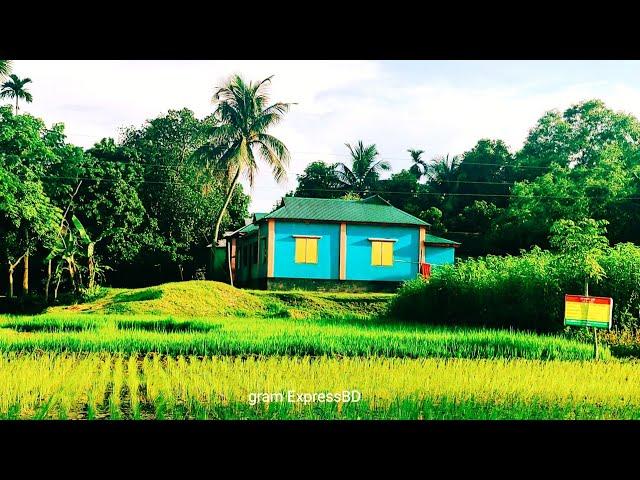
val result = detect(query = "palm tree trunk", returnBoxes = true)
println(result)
[22,254,29,296]
[212,168,242,252]
[15,97,18,114]
[227,239,234,287]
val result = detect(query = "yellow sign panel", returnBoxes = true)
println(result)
[564,295,613,329]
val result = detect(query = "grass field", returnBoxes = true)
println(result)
[0,280,627,420]
[0,313,604,360]
[1,353,639,420]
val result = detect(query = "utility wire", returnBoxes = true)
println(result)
[45,152,555,172]
[28,175,640,201]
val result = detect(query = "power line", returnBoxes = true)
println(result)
[44,151,554,173]
[42,128,553,171]
[30,175,640,201]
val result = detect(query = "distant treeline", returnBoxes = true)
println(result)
[0,106,250,296]
[292,99,640,257]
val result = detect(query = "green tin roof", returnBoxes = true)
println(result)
[229,213,267,236]
[234,223,257,235]
[262,196,429,226]
[425,234,461,246]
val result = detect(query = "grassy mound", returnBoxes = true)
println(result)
[48,281,267,317]
[47,280,392,320]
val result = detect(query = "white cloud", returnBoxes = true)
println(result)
[8,60,640,212]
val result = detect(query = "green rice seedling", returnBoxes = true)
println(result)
[116,317,222,333]
[0,313,604,361]
[2,353,640,419]
[109,356,124,420]
[0,314,102,332]
[127,355,141,420]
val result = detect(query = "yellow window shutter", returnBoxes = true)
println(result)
[371,241,382,266]
[306,238,318,264]
[381,242,394,266]
[295,238,306,263]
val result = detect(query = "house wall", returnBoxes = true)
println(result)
[235,234,260,284]
[425,246,455,266]
[345,224,419,281]
[272,221,340,280]
[257,222,269,278]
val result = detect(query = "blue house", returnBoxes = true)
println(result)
[424,234,461,267]
[224,196,459,291]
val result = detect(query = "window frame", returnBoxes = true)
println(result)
[369,238,397,267]
[292,235,321,264]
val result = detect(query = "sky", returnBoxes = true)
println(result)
[9,60,640,212]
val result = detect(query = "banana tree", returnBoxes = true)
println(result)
[71,215,96,289]
[46,224,81,301]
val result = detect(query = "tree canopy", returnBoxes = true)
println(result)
[291,99,640,258]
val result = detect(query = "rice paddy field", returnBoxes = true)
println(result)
[0,281,636,420]
[1,353,640,420]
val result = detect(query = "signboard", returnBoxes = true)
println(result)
[564,295,613,329]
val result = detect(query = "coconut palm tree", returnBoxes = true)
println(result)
[335,141,390,194]
[0,74,33,113]
[195,74,292,245]
[0,60,11,79]
[408,148,428,180]
[425,154,461,185]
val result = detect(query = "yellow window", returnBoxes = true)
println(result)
[295,237,318,264]
[371,240,394,266]
[381,242,393,266]
[371,241,381,266]
[305,237,318,263]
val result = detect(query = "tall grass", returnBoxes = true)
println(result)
[0,313,603,361]
[389,243,640,332]
[1,353,639,420]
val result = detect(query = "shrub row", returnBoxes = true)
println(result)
[388,243,640,332]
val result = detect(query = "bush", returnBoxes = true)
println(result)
[388,243,640,333]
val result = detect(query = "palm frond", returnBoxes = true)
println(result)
[334,162,358,188]
[208,74,291,192]
[0,60,11,78]
[255,133,289,184]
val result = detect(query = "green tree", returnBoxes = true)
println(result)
[293,161,345,198]
[378,169,420,215]
[81,138,148,268]
[420,206,446,233]
[0,74,33,113]
[0,60,11,79]
[335,141,390,194]
[0,106,62,295]
[515,99,640,179]
[423,154,461,217]
[408,149,428,180]
[195,75,292,247]
[122,108,250,282]
[549,218,610,296]
[454,139,513,210]
[0,169,61,297]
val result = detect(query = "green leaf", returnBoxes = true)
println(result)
[71,215,92,244]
